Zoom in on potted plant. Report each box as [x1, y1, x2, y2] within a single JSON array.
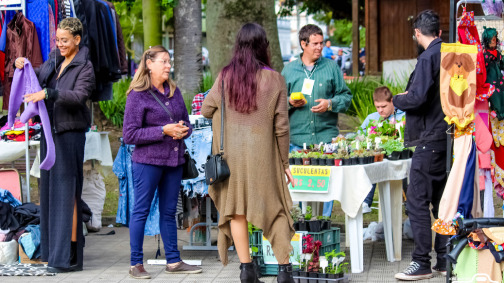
[[293, 151, 303, 165], [324, 154, 334, 166], [325, 250, 348, 279], [289, 151, 296, 165], [349, 151, 358, 165], [301, 152, 311, 166], [290, 206, 303, 231], [308, 151, 320, 165], [401, 147, 414, 159], [381, 139, 404, 160], [319, 154, 328, 166], [299, 258, 308, 283], [318, 216, 331, 230], [302, 235, 322, 283]]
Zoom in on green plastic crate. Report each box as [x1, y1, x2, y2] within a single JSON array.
[[307, 227, 340, 247], [320, 243, 341, 255]]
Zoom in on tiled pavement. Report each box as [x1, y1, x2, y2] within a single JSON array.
[[1, 226, 447, 282]]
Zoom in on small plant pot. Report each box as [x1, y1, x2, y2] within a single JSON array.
[[308, 220, 321, 232], [308, 272, 318, 283], [293, 222, 299, 231], [289, 158, 295, 165], [375, 153, 384, 162], [350, 157, 358, 165], [326, 158, 334, 166], [295, 158, 303, 165], [321, 220, 331, 230], [357, 157, 365, 164], [310, 158, 319, 165], [334, 159, 341, 166], [302, 158, 311, 165], [299, 271, 308, 283], [317, 272, 327, 283], [401, 149, 413, 159], [337, 272, 344, 278], [388, 151, 401, 160], [298, 222, 308, 231], [341, 158, 349, 165], [327, 273, 338, 279]]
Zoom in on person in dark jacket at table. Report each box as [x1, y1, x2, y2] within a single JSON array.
[[16, 17, 95, 273], [123, 45, 202, 279], [392, 10, 449, 281]]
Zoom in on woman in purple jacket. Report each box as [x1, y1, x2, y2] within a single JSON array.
[[16, 18, 95, 273], [123, 45, 201, 279]]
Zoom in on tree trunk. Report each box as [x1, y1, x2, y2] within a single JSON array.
[[142, 0, 162, 50], [174, 0, 203, 101], [207, 0, 283, 80]]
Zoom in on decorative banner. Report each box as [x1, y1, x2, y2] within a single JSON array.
[[263, 232, 303, 264], [288, 165, 331, 193]]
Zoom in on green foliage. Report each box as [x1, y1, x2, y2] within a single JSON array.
[[99, 78, 131, 128], [346, 75, 409, 124], [330, 19, 365, 48], [381, 139, 404, 156], [304, 206, 312, 220], [200, 71, 214, 93], [247, 222, 260, 236]]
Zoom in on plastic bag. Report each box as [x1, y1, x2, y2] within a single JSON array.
[[0, 240, 18, 264], [403, 217, 413, 240]]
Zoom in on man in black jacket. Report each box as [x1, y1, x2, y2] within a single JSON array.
[[393, 10, 449, 281]]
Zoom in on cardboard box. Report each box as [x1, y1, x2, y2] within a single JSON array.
[[18, 243, 46, 264]]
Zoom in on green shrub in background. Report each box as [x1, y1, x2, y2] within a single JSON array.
[[201, 70, 214, 93], [99, 78, 131, 128], [346, 73, 408, 125]]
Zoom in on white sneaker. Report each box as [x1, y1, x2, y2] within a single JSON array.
[[395, 261, 433, 281], [362, 202, 372, 214]]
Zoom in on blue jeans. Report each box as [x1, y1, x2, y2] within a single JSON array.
[[130, 162, 183, 265], [290, 144, 334, 217], [364, 184, 377, 207]]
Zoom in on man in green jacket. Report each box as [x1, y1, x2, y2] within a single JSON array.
[[282, 24, 352, 216]]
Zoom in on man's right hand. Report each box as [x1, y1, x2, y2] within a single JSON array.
[[289, 98, 306, 108]]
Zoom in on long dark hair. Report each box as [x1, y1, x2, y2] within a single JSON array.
[[221, 23, 271, 114]]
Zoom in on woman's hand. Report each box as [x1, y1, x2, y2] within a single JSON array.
[[24, 90, 45, 103], [15, 57, 26, 69], [285, 168, 295, 187], [163, 121, 189, 140]]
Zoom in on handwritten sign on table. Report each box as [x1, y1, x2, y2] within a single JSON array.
[[288, 165, 330, 193], [263, 233, 303, 264]]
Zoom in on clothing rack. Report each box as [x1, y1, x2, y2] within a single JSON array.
[[0, 0, 30, 202], [456, 0, 502, 21]]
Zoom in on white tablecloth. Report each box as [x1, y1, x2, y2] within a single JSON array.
[[289, 159, 411, 218], [289, 159, 411, 273], [0, 140, 40, 163], [84, 132, 113, 166]]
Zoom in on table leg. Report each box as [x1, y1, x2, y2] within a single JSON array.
[[378, 181, 394, 262], [345, 207, 363, 273], [390, 179, 403, 261]]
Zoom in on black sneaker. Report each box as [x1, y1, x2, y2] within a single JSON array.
[[432, 262, 447, 276], [395, 261, 433, 281]]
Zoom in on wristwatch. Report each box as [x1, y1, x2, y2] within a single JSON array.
[[327, 99, 332, 111], [44, 88, 48, 100], [161, 126, 166, 136]]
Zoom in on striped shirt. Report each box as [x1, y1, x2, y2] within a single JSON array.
[[281, 55, 352, 146]]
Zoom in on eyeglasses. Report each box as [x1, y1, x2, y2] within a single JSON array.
[[152, 59, 172, 66]]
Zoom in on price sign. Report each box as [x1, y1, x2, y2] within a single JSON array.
[[263, 233, 303, 264], [289, 165, 330, 193]]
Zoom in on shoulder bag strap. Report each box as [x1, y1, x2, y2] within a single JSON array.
[[149, 90, 174, 122], [220, 79, 225, 154]]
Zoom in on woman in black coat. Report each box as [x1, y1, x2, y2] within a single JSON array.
[[17, 17, 95, 272]]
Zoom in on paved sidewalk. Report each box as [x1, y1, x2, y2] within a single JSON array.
[[1, 226, 447, 282]]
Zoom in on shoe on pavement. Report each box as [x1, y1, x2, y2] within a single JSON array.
[[395, 261, 433, 281], [165, 261, 202, 274], [362, 202, 372, 214], [129, 263, 151, 279], [432, 262, 447, 276]]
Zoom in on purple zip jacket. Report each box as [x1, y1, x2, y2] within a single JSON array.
[[8, 58, 55, 170], [123, 84, 192, 167]]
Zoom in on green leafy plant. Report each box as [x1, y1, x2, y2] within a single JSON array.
[[247, 222, 260, 236], [290, 206, 303, 223], [381, 139, 404, 156], [99, 78, 131, 128], [304, 206, 312, 221]]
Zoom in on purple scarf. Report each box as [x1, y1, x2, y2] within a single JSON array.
[[8, 59, 55, 170]]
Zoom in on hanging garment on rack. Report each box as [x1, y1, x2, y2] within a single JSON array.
[[482, 0, 503, 17], [456, 138, 477, 219], [457, 8, 493, 101], [106, 1, 127, 73], [72, 0, 87, 46], [56, 0, 64, 23], [7, 59, 55, 170], [113, 141, 160, 236], [181, 127, 212, 197], [48, 5, 56, 52], [440, 42, 478, 130], [2, 12, 43, 111], [432, 132, 474, 235], [48, 0, 56, 23], [27, 0, 50, 61], [0, 11, 15, 52], [484, 47, 504, 120]]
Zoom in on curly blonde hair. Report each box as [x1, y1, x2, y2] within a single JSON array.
[[58, 17, 83, 37]]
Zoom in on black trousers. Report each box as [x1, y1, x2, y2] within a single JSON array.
[[407, 144, 449, 267], [40, 130, 85, 268]]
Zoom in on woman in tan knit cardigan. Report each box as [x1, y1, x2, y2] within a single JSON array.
[[201, 23, 296, 283]]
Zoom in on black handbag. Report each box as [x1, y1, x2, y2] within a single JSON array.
[[149, 90, 198, 180], [204, 80, 230, 185]]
